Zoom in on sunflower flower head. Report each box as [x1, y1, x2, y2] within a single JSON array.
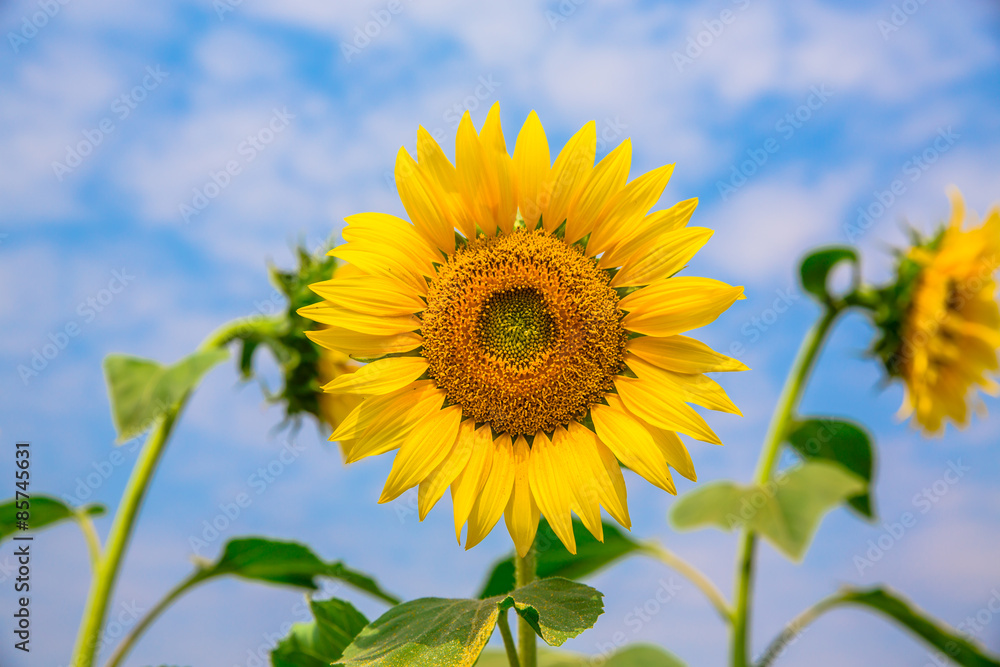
[[301, 103, 747, 556], [870, 187, 1000, 434]]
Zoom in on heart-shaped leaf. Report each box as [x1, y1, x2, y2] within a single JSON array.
[[786, 417, 876, 518], [199, 538, 399, 604], [799, 246, 858, 304], [670, 461, 865, 560], [0, 495, 105, 542], [335, 578, 604, 667], [271, 598, 369, 667], [104, 349, 229, 442]]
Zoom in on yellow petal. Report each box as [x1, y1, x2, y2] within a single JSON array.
[[565, 139, 631, 244], [552, 426, 602, 541], [380, 405, 463, 503], [504, 436, 540, 558], [451, 424, 495, 541], [330, 381, 437, 443], [466, 434, 516, 549], [304, 325, 420, 360], [455, 111, 498, 238], [627, 335, 748, 373], [342, 212, 441, 269], [527, 430, 577, 554], [418, 419, 477, 520], [480, 103, 517, 235], [566, 421, 631, 529], [330, 246, 427, 296], [343, 384, 446, 462], [946, 185, 966, 230], [598, 196, 696, 266], [611, 227, 714, 287], [588, 164, 675, 257], [296, 303, 419, 336], [620, 277, 745, 337], [592, 434, 631, 529], [513, 110, 551, 230], [615, 377, 721, 445], [647, 425, 697, 482], [323, 357, 428, 395], [542, 121, 596, 234], [591, 396, 675, 494], [305, 327, 421, 360], [395, 147, 457, 254], [417, 125, 475, 248], [309, 274, 425, 315], [628, 356, 742, 416]]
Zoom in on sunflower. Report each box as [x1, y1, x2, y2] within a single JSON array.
[[300, 103, 746, 556], [888, 188, 1000, 434]]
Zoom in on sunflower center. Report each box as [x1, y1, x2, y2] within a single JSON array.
[[477, 287, 556, 365], [420, 229, 627, 435]]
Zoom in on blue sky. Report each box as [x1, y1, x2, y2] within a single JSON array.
[[1, 0, 999, 665]]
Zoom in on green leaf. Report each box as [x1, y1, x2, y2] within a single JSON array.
[[476, 644, 686, 666], [336, 578, 604, 667], [833, 587, 1000, 667], [478, 518, 643, 598], [271, 598, 369, 667], [104, 349, 229, 442], [786, 417, 876, 518], [799, 246, 858, 303], [0, 495, 105, 542], [199, 538, 399, 604], [670, 461, 865, 560]]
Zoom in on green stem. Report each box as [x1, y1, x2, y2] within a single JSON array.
[[104, 570, 209, 667], [644, 543, 733, 622], [730, 304, 843, 667], [69, 321, 258, 667], [497, 610, 521, 667], [754, 594, 842, 667], [515, 544, 537, 667], [74, 511, 103, 574], [69, 403, 186, 667]]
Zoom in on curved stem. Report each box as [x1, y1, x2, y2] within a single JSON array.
[[754, 594, 841, 667], [104, 570, 208, 667], [730, 304, 844, 667], [70, 404, 186, 667], [74, 511, 103, 573], [515, 544, 538, 667], [497, 610, 521, 667], [69, 322, 256, 667], [644, 543, 733, 622]]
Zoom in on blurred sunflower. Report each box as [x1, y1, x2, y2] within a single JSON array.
[[874, 188, 1000, 434], [301, 103, 746, 556]]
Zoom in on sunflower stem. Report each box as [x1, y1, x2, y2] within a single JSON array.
[[69, 324, 248, 667], [644, 543, 733, 622], [69, 402, 186, 667], [74, 510, 103, 574], [730, 302, 844, 667], [497, 609, 522, 667], [515, 542, 538, 667], [104, 570, 209, 667]]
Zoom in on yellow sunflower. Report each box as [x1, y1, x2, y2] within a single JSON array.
[[300, 103, 746, 556], [896, 187, 1000, 434]]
